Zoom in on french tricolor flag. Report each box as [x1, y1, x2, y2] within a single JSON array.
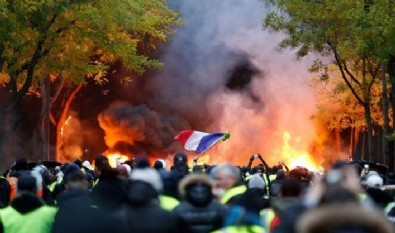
[[174, 130, 230, 154]]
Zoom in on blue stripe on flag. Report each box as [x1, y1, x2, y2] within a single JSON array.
[[196, 133, 225, 154]]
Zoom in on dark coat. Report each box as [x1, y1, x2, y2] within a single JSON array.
[[124, 181, 182, 233], [52, 189, 128, 233], [174, 174, 227, 233], [91, 177, 128, 211], [297, 204, 394, 233], [0, 177, 10, 208], [174, 201, 226, 233]]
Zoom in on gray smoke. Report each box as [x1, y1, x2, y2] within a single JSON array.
[[100, 0, 323, 166]]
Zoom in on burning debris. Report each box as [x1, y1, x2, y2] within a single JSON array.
[[98, 102, 190, 159]]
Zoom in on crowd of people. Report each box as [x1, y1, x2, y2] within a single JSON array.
[[0, 152, 394, 233]]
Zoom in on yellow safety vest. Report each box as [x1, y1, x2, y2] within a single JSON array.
[[269, 175, 277, 182], [159, 195, 180, 211], [260, 208, 275, 228], [93, 179, 100, 187], [1, 205, 57, 233], [221, 185, 247, 204], [49, 177, 63, 192], [385, 202, 395, 214], [211, 225, 266, 233]]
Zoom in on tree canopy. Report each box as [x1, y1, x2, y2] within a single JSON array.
[[0, 0, 180, 108]]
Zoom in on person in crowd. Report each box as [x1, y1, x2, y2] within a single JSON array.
[[214, 163, 247, 204], [297, 186, 393, 233], [0, 174, 57, 233], [93, 155, 109, 187], [52, 167, 127, 233], [270, 169, 286, 197], [362, 172, 393, 209], [263, 177, 302, 232], [212, 175, 266, 233], [0, 172, 10, 208], [173, 174, 227, 233], [154, 159, 167, 171], [5, 158, 30, 204], [235, 174, 270, 211], [91, 163, 128, 211], [51, 163, 81, 200], [124, 164, 182, 233], [159, 153, 189, 209], [116, 164, 131, 180]]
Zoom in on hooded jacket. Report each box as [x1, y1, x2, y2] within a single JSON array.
[[174, 174, 227, 233], [297, 204, 394, 233], [124, 180, 181, 233]]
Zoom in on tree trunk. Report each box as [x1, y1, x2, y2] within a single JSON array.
[[364, 103, 374, 161], [55, 84, 83, 162], [381, 65, 390, 165], [388, 56, 395, 170]]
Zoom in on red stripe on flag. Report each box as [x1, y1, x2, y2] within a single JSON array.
[[174, 130, 194, 146]]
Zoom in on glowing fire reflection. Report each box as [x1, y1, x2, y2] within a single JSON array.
[[280, 132, 320, 171], [105, 153, 129, 168]]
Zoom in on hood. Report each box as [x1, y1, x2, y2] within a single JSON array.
[[127, 181, 158, 206], [179, 174, 214, 206], [297, 204, 394, 233], [11, 192, 44, 214], [179, 174, 213, 197]]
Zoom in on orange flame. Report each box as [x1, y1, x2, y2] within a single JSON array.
[[279, 132, 321, 171], [105, 153, 129, 168]]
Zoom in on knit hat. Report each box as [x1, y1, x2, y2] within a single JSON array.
[[130, 168, 162, 192], [63, 164, 81, 178], [248, 174, 266, 189]]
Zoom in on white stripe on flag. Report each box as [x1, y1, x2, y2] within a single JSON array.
[[184, 131, 209, 151]]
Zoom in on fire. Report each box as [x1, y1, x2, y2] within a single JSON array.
[[188, 154, 211, 167], [105, 153, 129, 168], [280, 132, 321, 171]]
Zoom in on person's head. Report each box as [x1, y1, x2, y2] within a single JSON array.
[[276, 169, 286, 180], [364, 173, 383, 189], [281, 177, 302, 198], [214, 163, 241, 190], [319, 186, 359, 206], [179, 174, 214, 206], [153, 160, 164, 170], [173, 152, 187, 166], [130, 167, 162, 194], [18, 174, 39, 194], [64, 172, 88, 191], [94, 155, 109, 177], [74, 159, 83, 169], [14, 158, 28, 171], [116, 164, 131, 179], [248, 174, 266, 196], [192, 165, 204, 174], [256, 164, 264, 174]]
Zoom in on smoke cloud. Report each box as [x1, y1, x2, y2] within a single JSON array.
[[99, 0, 325, 167], [98, 102, 189, 157]]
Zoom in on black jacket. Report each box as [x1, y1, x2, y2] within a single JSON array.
[[52, 189, 128, 233], [174, 200, 226, 233], [124, 181, 182, 233]]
